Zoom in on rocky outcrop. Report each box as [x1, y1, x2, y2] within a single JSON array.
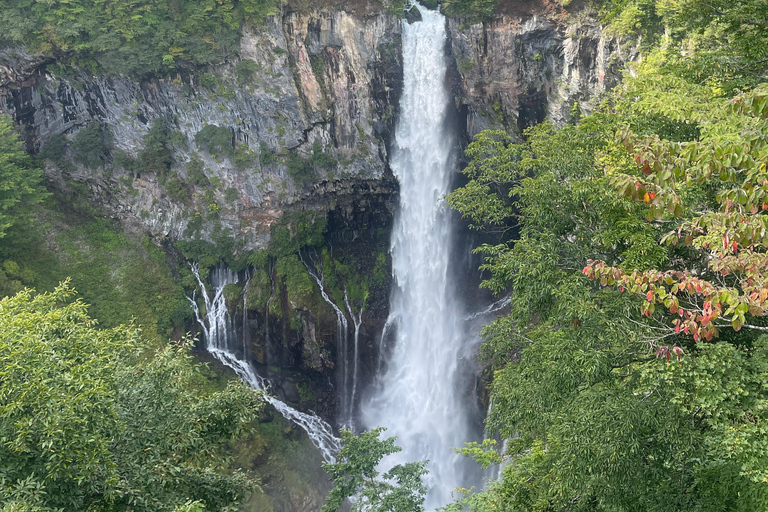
[[448, 10, 635, 138], [0, 7, 402, 251]]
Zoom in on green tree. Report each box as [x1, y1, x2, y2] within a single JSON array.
[[321, 428, 427, 512], [0, 282, 262, 511], [447, 79, 768, 509], [0, 115, 46, 245]]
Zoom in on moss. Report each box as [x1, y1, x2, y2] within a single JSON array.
[[267, 212, 327, 259]]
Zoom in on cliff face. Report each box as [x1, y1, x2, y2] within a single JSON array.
[[0, 8, 402, 251], [0, 0, 633, 442], [0, 3, 630, 252], [448, 10, 633, 138]]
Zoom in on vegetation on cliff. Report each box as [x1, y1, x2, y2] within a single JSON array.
[[0, 0, 279, 77], [442, 0, 768, 510], [0, 283, 261, 511]]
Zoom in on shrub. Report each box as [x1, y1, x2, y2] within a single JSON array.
[[73, 122, 112, 166], [285, 151, 316, 184], [138, 118, 173, 175], [195, 125, 234, 157], [235, 59, 261, 85], [186, 157, 210, 186]]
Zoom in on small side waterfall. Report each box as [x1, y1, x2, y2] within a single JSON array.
[[187, 264, 341, 462], [343, 289, 364, 429]]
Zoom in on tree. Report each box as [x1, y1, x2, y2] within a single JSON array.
[[321, 428, 427, 512], [446, 78, 768, 509], [0, 282, 262, 511], [0, 115, 45, 246]]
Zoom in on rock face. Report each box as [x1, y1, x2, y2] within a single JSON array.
[[448, 9, 635, 138], [0, 7, 402, 251], [0, 0, 633, 469], [0, 2, 631, 252]]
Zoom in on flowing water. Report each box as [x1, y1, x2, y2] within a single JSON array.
[[361, 5, 475, 508], [187, 264, 341, 462]]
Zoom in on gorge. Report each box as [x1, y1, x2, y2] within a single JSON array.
[[0, 1, 629, 509]]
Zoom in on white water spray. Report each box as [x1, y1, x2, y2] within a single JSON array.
[[187, 264, 341, 462], [361, 5, 474, 508]]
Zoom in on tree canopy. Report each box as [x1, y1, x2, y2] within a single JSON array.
[[321, 428, 427, 512], [0, 0, 278, 77], [0, 282, 262, 511], [444, 0, 768, 506]]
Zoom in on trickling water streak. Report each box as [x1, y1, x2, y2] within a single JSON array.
[[300, 255, 353, 428], [361, 5, 473, 508], [187, 263, 341, 462], [343, 289, 364, 430], [464, 295, 511, 321], [377, 315, 397, 372]]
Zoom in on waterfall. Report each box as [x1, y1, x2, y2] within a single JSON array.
[[343, 289, 364, 431], [187, 263, 341, 462], [361, 4, 474, 508], [301, 256, 355, 428]]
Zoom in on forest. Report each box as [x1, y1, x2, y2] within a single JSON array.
[[1, 0, 767, 510]]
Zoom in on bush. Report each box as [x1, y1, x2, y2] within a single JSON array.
[[233, 146, 257, 170], [73, 122, 112, 166], [236, 59, 261, 85], [285, 151, 316, 184], [138, 118, 173, 175], [39, 134, 68, 163], [186, 157, 210, 186], [311, 142, 336, 169], [224, 187, 239, 202], [163, 176, 190, 205], [195, 125, 234, 157], [259, 142, 276, 165]]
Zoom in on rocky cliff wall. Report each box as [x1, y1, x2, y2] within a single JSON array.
[[448, 7, 635, 138], [0, 2, 632, 252], [0, 0, 634, 454], [0, 7, 402, 251]]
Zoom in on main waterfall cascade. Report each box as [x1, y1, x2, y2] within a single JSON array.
[[361, 4, 481, 508], [187, 264, 342, 463], [186, 3, 496, 505]]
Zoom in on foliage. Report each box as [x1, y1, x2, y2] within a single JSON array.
[[597, 0, 767, 92], [447, 71, 768, 508], [195, 125, 234, 158], [139, 118, 174, 175], [0, 283, 262, 511], [73, 122, 112, 167], [321, 428, 427, 512], [268, 212, 327, 259], [285, 152, 317, 184], [186, 157, 211, 186], [585, 85, 768, 340], [0, 0, 279, 77], [53, 220, 192, 340], [440, 0, 500, 20], [235, 59, 262, 85], [259, 142, 277, 166], [0, 115, 46, 246]]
